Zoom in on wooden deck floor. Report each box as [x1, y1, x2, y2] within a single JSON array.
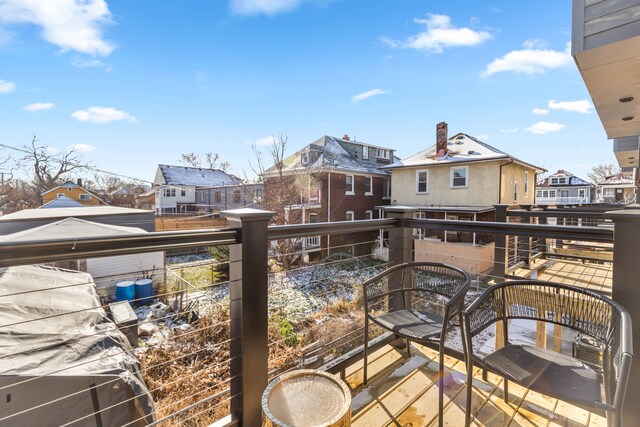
[[511, 259, 612, 296], [347, 343, 607, 427]]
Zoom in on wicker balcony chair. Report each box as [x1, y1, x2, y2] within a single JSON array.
[[362, 262, 471, 427], [463, 281, 632, 427]]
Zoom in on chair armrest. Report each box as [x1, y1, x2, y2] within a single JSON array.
[[444, 273, 471, 319], [463, 285, 504, 339]]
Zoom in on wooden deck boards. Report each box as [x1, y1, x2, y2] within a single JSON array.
[[349, 344, 607, 427], [512, 259, 612, 296]]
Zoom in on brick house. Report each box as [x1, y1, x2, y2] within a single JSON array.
[[262, 134, 395, 262]]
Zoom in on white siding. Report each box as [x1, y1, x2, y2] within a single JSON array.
[[87, 252, 165, 295]]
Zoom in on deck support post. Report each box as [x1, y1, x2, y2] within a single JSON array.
[[493, 204, 509, 282], [222, 208, 275, 427], [519, 204, 533, 268], [608, 206, 640, 426], [384, 207, 416, 312]]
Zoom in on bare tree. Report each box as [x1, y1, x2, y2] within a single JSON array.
[[587, 162, 620, 184], [20, 135, 91, 201], [179, 151, 230, 172]]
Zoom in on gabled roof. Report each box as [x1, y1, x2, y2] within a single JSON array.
[[383, 133, 544, 172], [0, 206, 151, 221], [599, 173, 634, 185], [537, 170, 593, 187], [0, 217, 147, 242], [155, 164, 242, 187], [264, 135, 397, 176], [39, 194, 84, 209]]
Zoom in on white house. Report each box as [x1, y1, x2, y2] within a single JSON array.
[[535, 170, 594, 205]]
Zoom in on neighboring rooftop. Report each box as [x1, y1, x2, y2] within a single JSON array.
[[155, 164, 242, 187], [265, 135, 398, 176], [0, 206, 152, 221], [599, 173, 634, 186], [538, 170, 592, 187], [0, 217, 147, 242], [39, 194, 84, 209]]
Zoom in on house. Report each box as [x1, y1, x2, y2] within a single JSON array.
[[108, 183, 151, 208], [39, 194, 84, 209], [597, 173, 635, 203], [0, 217, 164, 297], [41, 179, 105, 207], [153, 164, 262, 215], [262, 134, 395, 261], [535, 170, 594, 205], [383, 121, 544, 275]]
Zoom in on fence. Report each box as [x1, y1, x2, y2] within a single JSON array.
[[1, 203, 636, 426]]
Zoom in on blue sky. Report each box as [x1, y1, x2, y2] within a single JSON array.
[[0, 0, 615, 183]]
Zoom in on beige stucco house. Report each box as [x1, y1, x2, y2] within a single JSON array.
[[383, 122, 544, 276]]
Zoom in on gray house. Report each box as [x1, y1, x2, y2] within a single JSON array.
[[536, 170, 594, 205]]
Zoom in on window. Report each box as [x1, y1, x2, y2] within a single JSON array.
[[345, 211, 354, 221], [215, 192, 222, 203], [414, 212, 427, 239], [180, 189, 186, 197], [57, 193, 65, 198], [301, 152, 309, 165], [364, 210, 373, 220], [79, 193, 91, 201], [233, 190, 241, 203], [550, 177, 567, 185], [560, 189, 569, 198], [514, 182, 518, 201], [309, 213, 318, 223], [364, 177, 372, 195], [254, 188, 263, 201], [604, 188, 615, 197], [450, 166, 468, 188], [362, 146, 369, 159], [549, 190, 556, 198], [536, 190, 543, 198], [199, 193, 207, 203], [524, 171, 529, 194], [578, 189, 586, 199], [416, 170, 428, 193], [377, 148, 390, 159], [345, 175, 354, 194], [163, 188, 176, 197], [382, 178, 391, 198]]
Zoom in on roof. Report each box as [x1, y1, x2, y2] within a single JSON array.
[[599, 173, 634, 185], [156, 164, 242, 186], [0, 206, 152, 221], [0, 217, 147, 242], [537, 170, 593, 187], [383, 133, 544, 172], [39, 194, 84, 209], [264, 135, 397, 176], [378, 204, 495, 214]]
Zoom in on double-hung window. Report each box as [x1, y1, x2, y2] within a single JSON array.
[[450, 166, 468, 188], [416, 170, 428, 194], [364, 177, 373, 195], [524, 171, 529, 194], [382, 178, 391, 198], [345, 211, 354, 221], [345, 175, 354, 195]]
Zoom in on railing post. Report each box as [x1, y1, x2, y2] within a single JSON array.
[[519, 204, 533, 267], [493, 204, 509, 282], [384, 206, 416, 311], [608, 205, 640, 426], [538, 206, 549, 254], [222, 208, 275, 426]]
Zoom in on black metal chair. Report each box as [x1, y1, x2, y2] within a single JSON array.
[[463, 280, 633, 427], [362, 262, 471, 427]]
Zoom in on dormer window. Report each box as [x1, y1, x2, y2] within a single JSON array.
[[377, 149, 390, 159], [362, 146, 369, 159], [550, 176, 567, 185], [301, 152, 309, 165]]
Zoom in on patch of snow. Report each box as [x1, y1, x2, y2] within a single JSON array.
[[350, 388, 374, 413]]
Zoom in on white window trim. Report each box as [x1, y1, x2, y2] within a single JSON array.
[[362, 146, 368, 159], [382, 178, 391, 199], [301, 152, 309, 165], [524, 171, 529, 194], [578, 188, 586, 198], [416, 170, 428, 194], [345, 174, 355, 195], [450, 165, 469, 189], [364, 176, 373, 196], [346, 211, 355, 221], [364, 210, 373, 220], [79, 193, 91, 201], [514, 181, 519, 201]]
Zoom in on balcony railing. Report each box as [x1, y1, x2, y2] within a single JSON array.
[[1, 203, 637, 426], [535, 196, 589, 205]]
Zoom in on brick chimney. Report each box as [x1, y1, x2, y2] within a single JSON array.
[[436, 122, 448, 158], [343, 134, 350, 141], [77, 178, 83, 187]]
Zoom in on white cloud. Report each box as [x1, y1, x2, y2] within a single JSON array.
[[381, 14, 491, 53], [533, 108, 549, 115], [67, 143, 96, 152], [501, 128, 519, 134], [351, 88, 388, 103], [483, 41, 572, 76], [254, 135, 276, 146], [71, 57, 111, 70], [547, 99, 593, 114], [525, 121, 565, 134], [23, 102, 54, 111], [230, 0, 304, 16], [0, 0, 115, 56], [71, 106, 137, 124], [0, 79, 16, 93]]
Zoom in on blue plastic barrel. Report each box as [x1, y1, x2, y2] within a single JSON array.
[[135, 279, 154, 305], [115, 281, 135, 303]]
